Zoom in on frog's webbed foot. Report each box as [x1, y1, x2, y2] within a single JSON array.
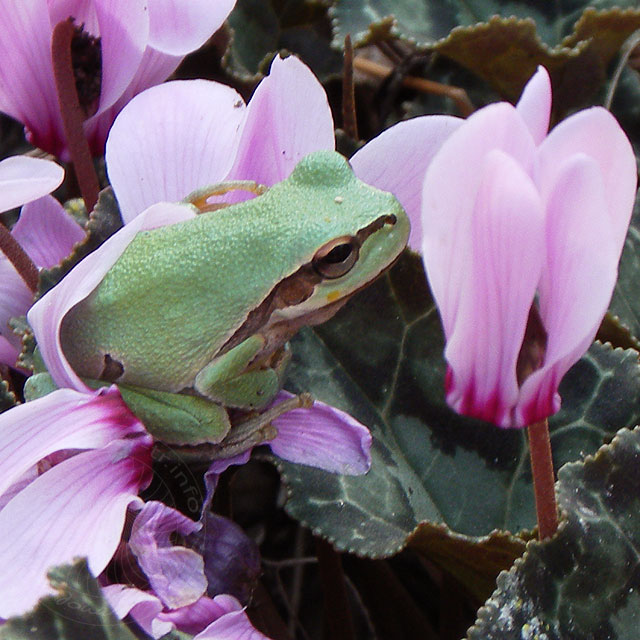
[[185, 181, 268, 212]]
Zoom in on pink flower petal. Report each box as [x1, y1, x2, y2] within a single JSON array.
[[129, 501, 206, 609], [106, 80, 245, 222], [92, 0, 148, 114], [227, 55, 335, 187], [0, 257, 32, 349], [193, 595, 270, 640], [536, 106, 637, 251], [517, 155, 617, 426], [0, 437, 152, 618], [440, 150, 545, 427], [350, 115, 462, 250], [85, 47, 183, 155], [0, 386, 143, 500], [0, 0, 64, 156], [28, 202, 196, 389], [147, 0, 236, 55], [269, 391, 372, 474], [0, 156, 64, 213], [0, 335, 18, 368], [515, 66, 551, 145], [12, 195, 85, 268], [421, 102, 537, 340], [103, 585, 171, 639]]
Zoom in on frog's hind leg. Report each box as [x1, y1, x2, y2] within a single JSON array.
[[185, 181, 268, 212]]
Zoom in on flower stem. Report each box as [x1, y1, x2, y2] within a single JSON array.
[[342, 35, 358, 140], [51, 19, 100, 213], [0, 222, 39, 293], [527, 419, 558, 539]]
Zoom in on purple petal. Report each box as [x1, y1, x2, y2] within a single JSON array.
[[227, 55, 335, 186], [0, 437, 152, 618], [193, 595, 271, 640], [421, 102, 537, 340], [350, 115, 462, 250], [0, 257, 32, 349], [0, 0, 65, 156], [92, 0, 148, 114], [129, 501, 206, 609], [268, 391, 372, 474], [157, 595, 232, 636], [188, 512, 261, 603], [0, 386, 144, 500], [106, 80, 245, 222], [440, 150, 545, 427], [0, 156, 64, 213], [517, 156, 617, 426], [147, 0, 236, 55], [12, 195, 85, 268], [536, 106, 637, 251], [28, 202, 196, 389], [103, 585, 171, 639], [0, 335, 19, 368], [515, 66, 551, 145]]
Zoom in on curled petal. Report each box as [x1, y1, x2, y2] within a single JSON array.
[[103, 585, 171, 639], [350, 115, 462, 250], [441, 150, 545, 427], [0, 386, 144, 500], [28, 202, 196, 390], [517, 156, 617, 426], [537, 106, 637, 251], [13, 195, 85, 268], [227, 55, 335, 187], [0, 156, 64, 214], [421, 102, 537, 339], [192, 594, 270, 640], [0, 437, 152, 618], [129, 501, 206, 609], [106, 80, 245, 222], [147, 0, 236, 55], [269, 391, 372, 474], [515, 66, 551, 145]]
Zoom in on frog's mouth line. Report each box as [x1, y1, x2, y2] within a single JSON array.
[[216, 213, 403, 361]]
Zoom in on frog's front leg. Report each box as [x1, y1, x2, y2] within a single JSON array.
[[194, 335, 291, 410]]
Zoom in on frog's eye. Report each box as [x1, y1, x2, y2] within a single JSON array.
[[313, 236, 360, 279]]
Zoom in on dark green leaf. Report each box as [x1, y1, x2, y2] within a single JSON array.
[[280, 252, 640, 558], [467, 426, 640, 639], [225, 0, 341, 81], [0, 559, 137, 640]]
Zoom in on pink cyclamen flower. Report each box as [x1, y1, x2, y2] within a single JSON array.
[[421, 66, 637, 428], [0, 385, 153, 618], [105, 53, 462, 233], [0, 154, 84, 367], [0, 0, 236, 159], [104, 501, 271, 639]]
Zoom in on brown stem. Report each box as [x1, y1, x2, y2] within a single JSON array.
[[0, 222, 39, 293], [527, 419, 558, 540], [51, 19, 100, 213], [342, 35, 359, 140], [353, 56, 475, 117]]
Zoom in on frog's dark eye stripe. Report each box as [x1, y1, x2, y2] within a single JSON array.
[[312, 235, 360, 279]]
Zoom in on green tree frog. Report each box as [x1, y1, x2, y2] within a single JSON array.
[[58, 151, 409, 451]]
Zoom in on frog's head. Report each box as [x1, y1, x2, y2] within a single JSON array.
[[265, 150, 410, 327]]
